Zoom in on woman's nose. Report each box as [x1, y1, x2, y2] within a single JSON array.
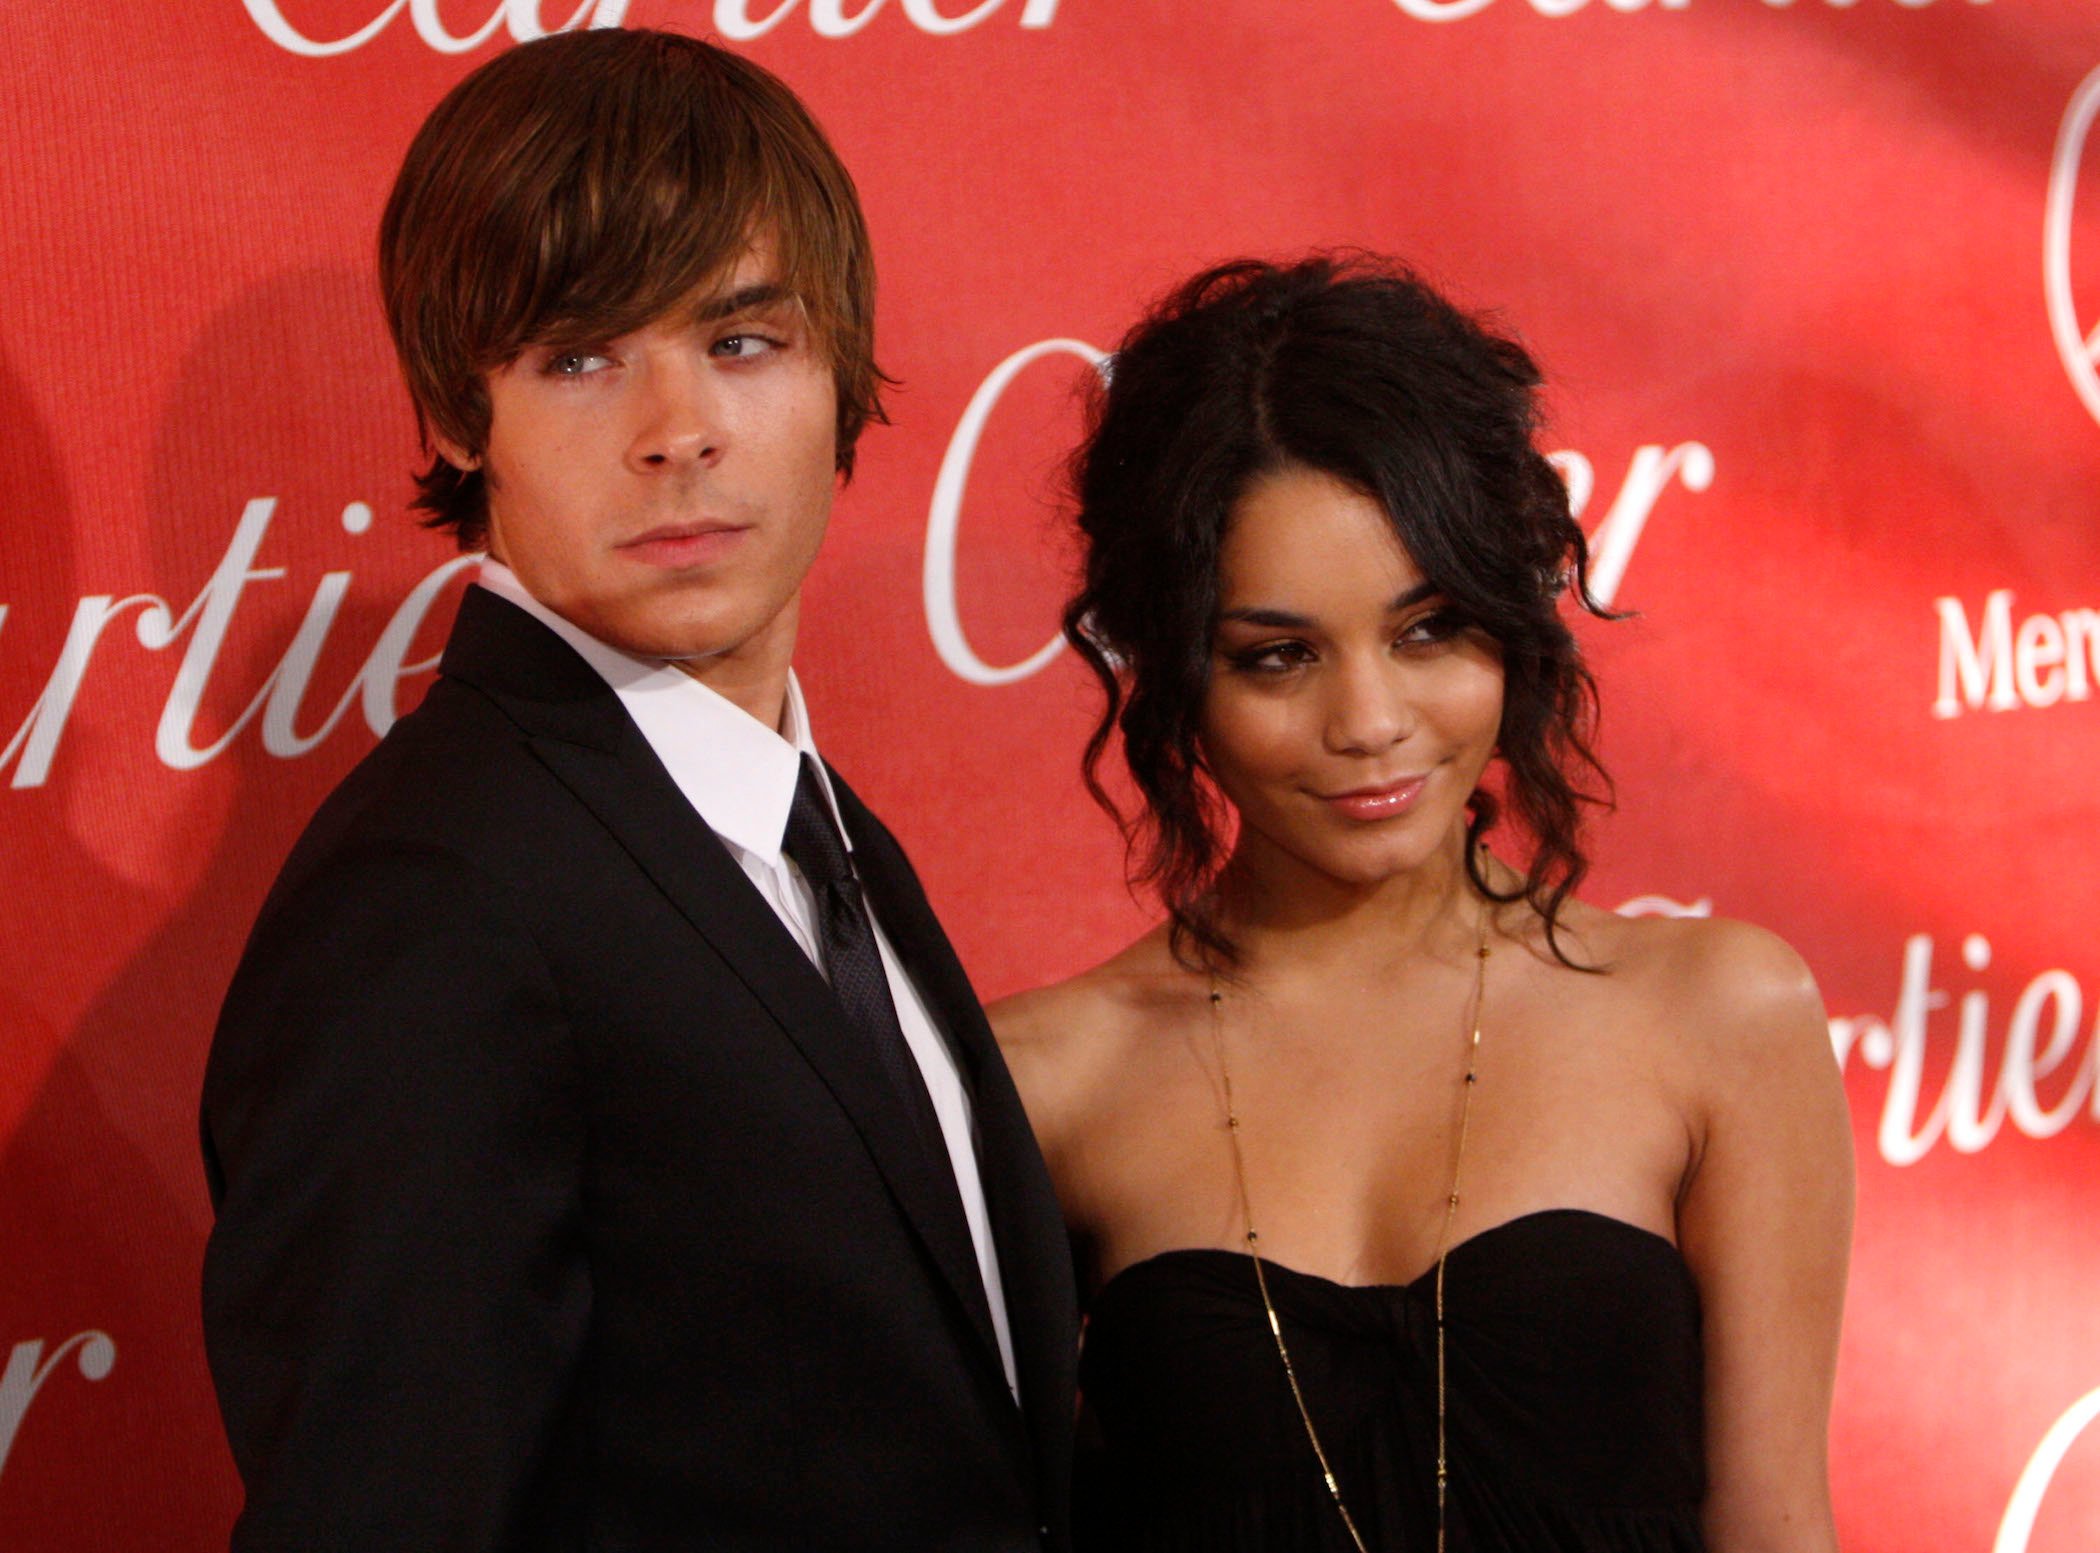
[[1323, 652, 1414, 755]]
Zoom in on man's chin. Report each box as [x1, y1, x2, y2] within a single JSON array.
[[560, 593, 737, 661], [609, 627, 739, 664], [607, 611, 782, 670], [569, 582, 798, 675]]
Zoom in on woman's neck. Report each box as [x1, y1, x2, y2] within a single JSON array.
[[1211, 825, 1485, 985]]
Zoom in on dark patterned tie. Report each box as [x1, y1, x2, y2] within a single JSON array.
[[781, 754, 951, 1163]]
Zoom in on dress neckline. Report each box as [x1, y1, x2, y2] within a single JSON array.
[[1090, 1207, 1686, 1308]]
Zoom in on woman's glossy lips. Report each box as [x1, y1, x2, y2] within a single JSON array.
[[1316, 774, 1430, 821], [617, 522, 750, 568]]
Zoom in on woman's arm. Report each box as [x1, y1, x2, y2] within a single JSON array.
[[990, 981, 1108, 1222], [1674, 920, 1855, 1553], [990, 986, 1075, 1160]]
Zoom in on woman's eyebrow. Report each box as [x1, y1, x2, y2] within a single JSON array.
[[1216, 582, 1438, 629], [1217, 605, 1312, 629]]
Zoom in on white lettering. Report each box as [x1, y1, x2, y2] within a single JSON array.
[[1851, 935, 1956, 1166], [1582, 442, 1714, 607], [360, 553, 483, 732], [0, 1334, 116, 1486], [398, 0, 507, 53], [2, 594, 175, 789], [813, 0, 886, 37], [713, 0, 1052, 39], [2003, 971, 2094, 1137], [1935, 590, 2018, 717], [1391, 0, 1970, 18], [0, 499, 471, 789], [1945, 950, 2008, 1154], [931, 347, 1709, 689], [712, 0, 799, 38], [1995, 1386, 2100, 1553], [924, 338, 1108, 686], [243, 0, 626, 57], [245, 0, 407, 55], [2015, 611, 2068, 707], [263, 508, 479, 756], [1615, 894, 1713, 918], [259, 572, 358, 758], [1935, 592, 2100, 717], [2063, 609, 2100, 701], [1836, 933, 2100, 1165], [1546, 450, 1594, 519], [899, 0, 1008, 33], [2046, 64, 2100, 429], [150, 499, 290, 770], [1392, 0, 1496, 19]]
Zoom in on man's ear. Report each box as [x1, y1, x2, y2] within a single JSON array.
[[431, 431, 481, 472]]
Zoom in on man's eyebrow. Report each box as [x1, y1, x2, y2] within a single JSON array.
[[1216, 582, 1440, 629], [688, 283, 796, 323]]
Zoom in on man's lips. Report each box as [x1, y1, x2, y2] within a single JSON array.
[[1316, 774, 1430, 821], [616, 522, 750, 568]]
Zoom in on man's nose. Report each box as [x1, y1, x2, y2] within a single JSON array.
[[627, 350, 722, 470]]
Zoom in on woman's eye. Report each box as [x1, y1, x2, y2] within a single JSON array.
[[1398, 610, 1466, 648], [1228, 641, 1314, 674]]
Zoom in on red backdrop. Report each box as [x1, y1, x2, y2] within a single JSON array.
[[4, 2, 2098, 1548]]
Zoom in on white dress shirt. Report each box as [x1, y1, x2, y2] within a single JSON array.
[[476, 562, 1018, 1397]]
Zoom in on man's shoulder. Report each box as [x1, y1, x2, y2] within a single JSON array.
[[271, 669, 594, 904], [313, 675, 529, 823]]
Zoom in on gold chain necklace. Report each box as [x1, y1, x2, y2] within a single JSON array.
[[1207, 906, 1489, 1553]]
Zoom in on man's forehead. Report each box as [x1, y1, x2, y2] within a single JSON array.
[[523, 264, 803, 352], [689, 234, 795, 314], [666, 226, 805, 314]]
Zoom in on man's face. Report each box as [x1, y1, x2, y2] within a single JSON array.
[[459, 243, 839, 685]]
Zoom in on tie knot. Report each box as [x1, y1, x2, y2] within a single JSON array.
[[781, 753, 853, 893]]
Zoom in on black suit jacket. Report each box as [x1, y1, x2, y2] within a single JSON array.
[[201, 587, 1077, 1552]]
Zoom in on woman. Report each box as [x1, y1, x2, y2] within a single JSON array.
[[992, 256, 1852, 1552]]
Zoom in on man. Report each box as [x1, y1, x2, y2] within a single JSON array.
[[200, 30, 1076, 1551]]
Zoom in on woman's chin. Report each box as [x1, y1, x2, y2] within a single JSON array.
[[1282, 837, 1453, 893]]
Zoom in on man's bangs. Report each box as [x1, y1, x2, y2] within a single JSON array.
[[487, 131, 849, 365]]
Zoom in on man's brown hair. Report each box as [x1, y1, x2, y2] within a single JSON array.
[[378, 28, 887, 549]]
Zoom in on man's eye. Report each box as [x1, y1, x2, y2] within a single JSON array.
[[711, 333, 777, 359], [544, 351, 612, 377]]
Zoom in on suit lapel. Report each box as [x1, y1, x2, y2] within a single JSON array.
[[439, 589, 1015, 1396]]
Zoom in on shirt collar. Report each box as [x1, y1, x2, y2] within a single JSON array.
[[475, 559, 848, 864]]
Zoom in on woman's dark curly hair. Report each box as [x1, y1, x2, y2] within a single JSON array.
[[1063, 254, 1613, 970]]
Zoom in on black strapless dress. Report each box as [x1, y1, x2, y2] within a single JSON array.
[[1075, 1209, 1705, 1552]]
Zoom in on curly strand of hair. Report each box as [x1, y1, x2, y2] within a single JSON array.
[[1066, 253, 1622, 976]]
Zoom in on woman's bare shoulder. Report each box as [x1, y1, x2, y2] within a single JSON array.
[[1579, 907, 1829, 1067], [989, 927, 1187, 1138], [990, 930, 1172, 1049]]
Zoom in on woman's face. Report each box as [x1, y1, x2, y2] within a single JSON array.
[[1200, 463, 1505, 892]]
